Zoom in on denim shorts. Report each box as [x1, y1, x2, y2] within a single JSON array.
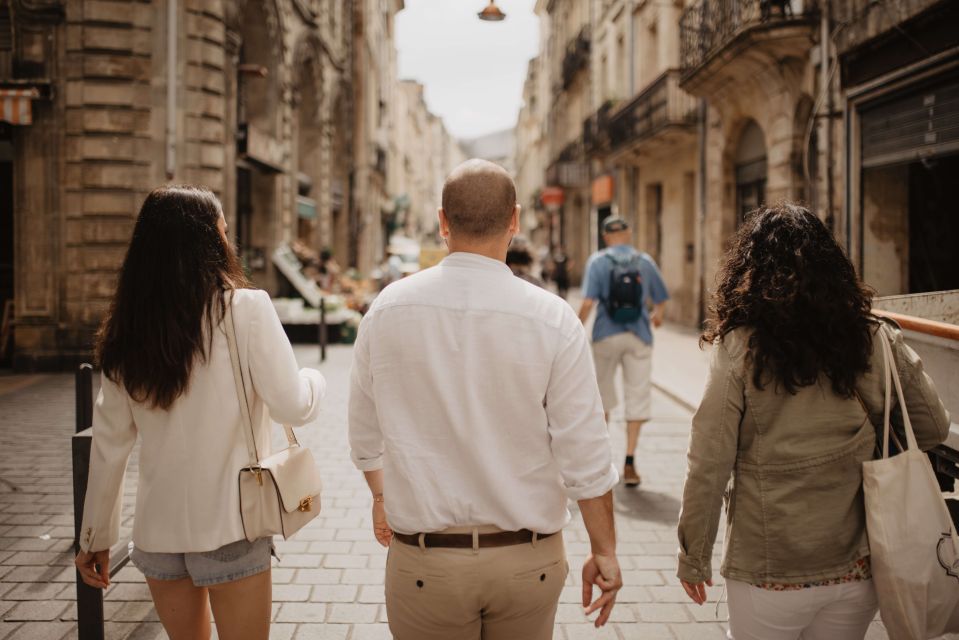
[[131, 538, 274, 587]]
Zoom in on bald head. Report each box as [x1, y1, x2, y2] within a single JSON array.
[[441, 159, 517, 238]]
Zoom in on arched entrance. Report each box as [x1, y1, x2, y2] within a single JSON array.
[[235, 1, 283, 284], [734, 119, 767, 226], [292, 42, 324, 251]]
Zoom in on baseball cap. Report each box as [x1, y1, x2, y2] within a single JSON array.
[[602, 217, 629, 233]]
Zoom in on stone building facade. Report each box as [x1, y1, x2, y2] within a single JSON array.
[[519, 0, 959, 327], [391, 80, 465, 241], [0, 0, 404, 370]]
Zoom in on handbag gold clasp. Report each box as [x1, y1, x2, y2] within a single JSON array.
[[298, 496, 313, 512], [252, 467, 263, 486]]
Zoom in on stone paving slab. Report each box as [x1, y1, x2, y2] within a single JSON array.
[[0, 336, 910, 639]]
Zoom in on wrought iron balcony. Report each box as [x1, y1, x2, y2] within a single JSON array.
[[680, 0, 815, 83], [583, 102, 614, 155], [561, 26, 591, 90], [607, 70, 698, 153]]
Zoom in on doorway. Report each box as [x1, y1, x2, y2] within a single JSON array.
[[0, 125, 13, 366], [645, 183, 663, 263], [735, 120, 767, 226]]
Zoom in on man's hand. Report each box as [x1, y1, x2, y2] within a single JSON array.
[[372, 499, 393, 547], [75, 549, 110, 589], [581, 552, 622, 627], [680, 579, 713, 605], [650, 302, 666, 328]]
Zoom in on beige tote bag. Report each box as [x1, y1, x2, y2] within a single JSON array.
[[862, 326, 959, 639]]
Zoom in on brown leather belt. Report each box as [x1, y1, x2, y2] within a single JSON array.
[[394, 529, 557, 549]]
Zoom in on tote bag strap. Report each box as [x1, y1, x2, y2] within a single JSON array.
[[880, 323, 959, 557], [224, 292, 301, 468], [878, 324, 919, 458]]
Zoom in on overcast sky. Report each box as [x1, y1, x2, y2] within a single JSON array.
[[395, 0, 540, 141]]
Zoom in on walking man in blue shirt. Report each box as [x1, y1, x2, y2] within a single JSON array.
[[578, 217, 669, 487]]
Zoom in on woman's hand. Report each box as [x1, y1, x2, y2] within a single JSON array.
[[372, 498, 393, 547], [75, 549, 111, 589], [681, 578, 713, 605]]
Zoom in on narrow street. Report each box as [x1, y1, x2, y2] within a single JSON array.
[[0, 321, 897, 640]]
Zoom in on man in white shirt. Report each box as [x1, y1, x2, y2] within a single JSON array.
[[349, 159, 622, 640]]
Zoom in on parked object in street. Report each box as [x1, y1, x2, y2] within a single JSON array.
[[348, 159, 622, 639], [75, 186, 326, 640], [577, 216, 670, 487], [677, 203, 951, 639]]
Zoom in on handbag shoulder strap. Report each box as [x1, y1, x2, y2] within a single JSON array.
[[878, 323, 920, 458], [224, 291, 301, 468], [224, 292, 261, 467]]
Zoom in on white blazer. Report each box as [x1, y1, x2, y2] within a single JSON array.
[[79, 289, 325, 553]]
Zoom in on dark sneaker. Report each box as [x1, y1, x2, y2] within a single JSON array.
[[623, 464, 641, 487]]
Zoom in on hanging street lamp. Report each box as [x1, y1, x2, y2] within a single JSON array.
[[477, 1, 506, 22]]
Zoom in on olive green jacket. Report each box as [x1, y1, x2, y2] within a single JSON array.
[[676, 320, 951, 585]]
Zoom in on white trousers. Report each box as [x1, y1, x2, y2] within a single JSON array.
[[726, 578, 879, 640]]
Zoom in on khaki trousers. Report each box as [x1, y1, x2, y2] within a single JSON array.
[[385, 526, 568, 640]]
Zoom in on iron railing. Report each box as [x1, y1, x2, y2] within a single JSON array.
[[608, 70, 698, 151], [561, 26, 591, 90], [583, 102, 614, 155], [680, 0, 812, 75]]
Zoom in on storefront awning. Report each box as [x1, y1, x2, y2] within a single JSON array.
[[0, 88, 40, 125]]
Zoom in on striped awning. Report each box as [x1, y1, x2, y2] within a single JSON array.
[[0, 88, 40, 125]]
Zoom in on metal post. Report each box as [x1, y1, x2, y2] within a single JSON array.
[[318, 297, 327, 363], [75, 363, 93, 433], [73, 364, 104, 640]]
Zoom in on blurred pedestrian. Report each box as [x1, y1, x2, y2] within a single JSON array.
[[349, 159, 622, 640], [577, 217, 669, 487], [549, 244, 571, 299], [506, 236, 544, 287], [677, 203, 950, 639], [75, 186, 326, 640]]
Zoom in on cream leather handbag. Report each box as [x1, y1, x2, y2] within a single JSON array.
[[225, 296, 323, 541]]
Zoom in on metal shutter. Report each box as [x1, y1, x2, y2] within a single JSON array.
[[860, 72, 959, 168]]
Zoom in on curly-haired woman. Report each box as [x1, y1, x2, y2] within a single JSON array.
[[74, 186, 325, 640], [676, 203, 950, 639]]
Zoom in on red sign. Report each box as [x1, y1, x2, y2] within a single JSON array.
[[540, 186, 565, 208]]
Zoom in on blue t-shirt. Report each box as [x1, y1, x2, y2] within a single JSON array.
[[582, 244, 670, 345]]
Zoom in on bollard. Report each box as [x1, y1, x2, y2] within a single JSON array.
[[73, 363, 105, 640], [75, 363, 93, 434], [319, 297, 327, 363]]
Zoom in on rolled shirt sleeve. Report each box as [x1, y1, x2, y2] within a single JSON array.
[[79, 374, 138, 552], [348, 313, 384, 471], [545, 318, 619, 501], [641, 256, 670, 305], [247, 290, 325, 426], [581, 254, 602, 301]]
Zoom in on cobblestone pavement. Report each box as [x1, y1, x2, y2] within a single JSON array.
[[0, 334, 900, 639]]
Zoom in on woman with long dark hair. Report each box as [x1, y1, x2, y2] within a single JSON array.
[[676, 203, 949, 638], [74, 186, 325, 640]]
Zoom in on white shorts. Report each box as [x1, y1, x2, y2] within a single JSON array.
[[591, 331, 652, 422]]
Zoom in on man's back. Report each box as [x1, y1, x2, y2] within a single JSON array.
[[349, 251, 614, 535]]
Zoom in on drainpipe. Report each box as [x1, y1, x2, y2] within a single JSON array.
[[824, 1, 836, 233], [697, 98, 707, 327], [628, 0, 635, 97], [166, 0, 177, 179]]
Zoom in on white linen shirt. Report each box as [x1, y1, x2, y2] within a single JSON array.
[[349, 252, 618, 535], [80, 289, 325, 553]]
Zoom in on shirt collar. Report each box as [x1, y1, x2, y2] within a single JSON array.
[[440, 251, 513, 275]]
